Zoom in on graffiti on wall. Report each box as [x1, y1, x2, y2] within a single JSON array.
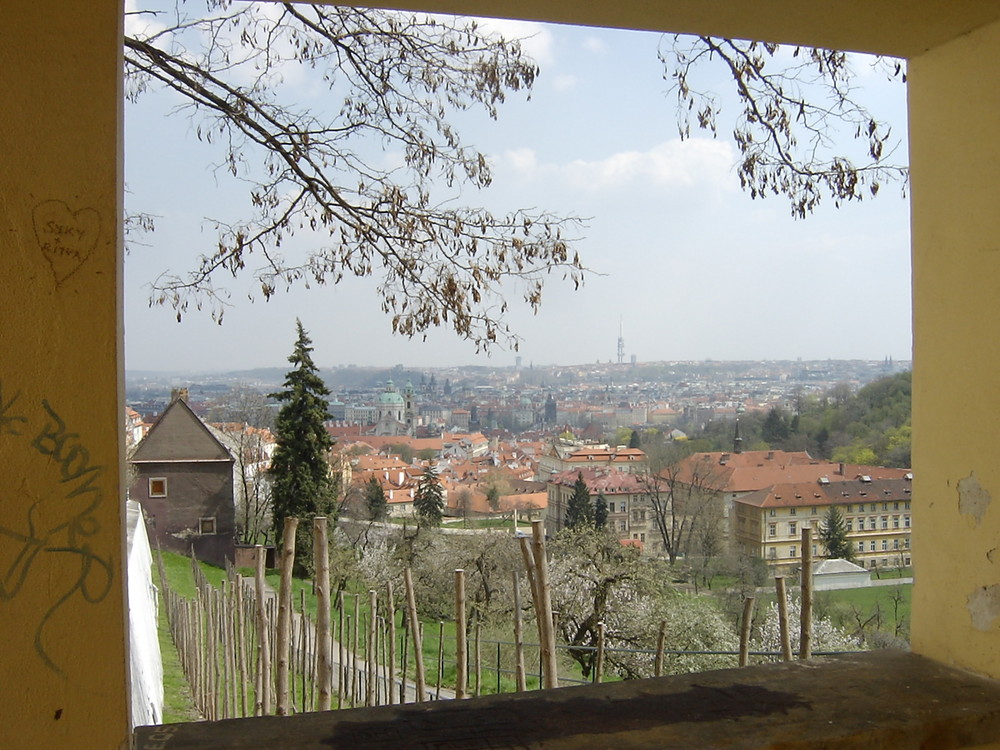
[[0, 378, 113, 675]]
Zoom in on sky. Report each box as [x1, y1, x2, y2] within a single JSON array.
[[124, 2, 912, 373]]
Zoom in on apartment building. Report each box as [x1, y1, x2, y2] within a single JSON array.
[[545, 467, 660, 549], [734, 475, 913, 571]]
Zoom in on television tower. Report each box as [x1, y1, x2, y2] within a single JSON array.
[[617, 318, 625, 365]]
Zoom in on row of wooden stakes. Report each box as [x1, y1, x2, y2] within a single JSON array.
[[159, 520, 818, 719]]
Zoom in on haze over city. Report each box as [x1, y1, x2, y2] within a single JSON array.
[[125, 3, 911, 373]]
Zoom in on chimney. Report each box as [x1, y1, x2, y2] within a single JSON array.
[[170, 387, 189, 403], [838, 462, 845, 476]]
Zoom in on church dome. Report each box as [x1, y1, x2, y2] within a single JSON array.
[[378, 380, 405, 406]]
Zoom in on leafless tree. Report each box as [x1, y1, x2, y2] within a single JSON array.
[[209, 385, 276, 544], [124, 2, 584, 350], [454, 488, 473, 524], [642, 444, 727, 565], [662, 36, 907, 218]]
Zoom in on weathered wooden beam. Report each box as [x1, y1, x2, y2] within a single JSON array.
[[136, 651, 1000, 749]]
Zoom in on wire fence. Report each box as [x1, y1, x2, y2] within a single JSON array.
[[158, 520, 842, 719]]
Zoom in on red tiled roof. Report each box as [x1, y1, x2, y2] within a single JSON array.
[[735, 476, 913, 509], [548, 468, 647, 494], [671, 450, 909, 493]]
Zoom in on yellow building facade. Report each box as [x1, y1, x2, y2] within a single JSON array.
[[4, 1, 1000, 748], [734, 478, 913, 571]]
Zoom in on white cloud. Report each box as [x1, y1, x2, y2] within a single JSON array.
[[501, 147, 539, 178], [124, 0, 169, 40], [583, 36, 608, 55], [473, 18, 555, 66], [549, 139, 735, 192]]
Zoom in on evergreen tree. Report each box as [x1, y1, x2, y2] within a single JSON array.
[[269, 320, 335, 573], [594, 492, 609, 530], [628, 430, 641, 450], [414, 465, 444, 526], [565, 472, 594, 529], [762, 407, 790, 445], [819, 505, 854, 561], [485, 484, 501, 512], [365, 476, 387, 521]]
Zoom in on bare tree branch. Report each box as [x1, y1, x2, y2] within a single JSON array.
[[661, 35, 907, 218], [126, 2, 585, 349]]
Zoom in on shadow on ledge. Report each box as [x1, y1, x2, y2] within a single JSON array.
[[135, 651, 1000, 749]]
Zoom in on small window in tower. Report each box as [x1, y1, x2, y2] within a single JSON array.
[[199, 517, 217, 535], [149, 477, 167, 497]]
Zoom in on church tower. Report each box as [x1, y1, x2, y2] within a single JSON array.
[[404, 380, 416, 436]]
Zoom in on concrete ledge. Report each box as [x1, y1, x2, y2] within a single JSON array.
[[135, 651, 1000, 749]]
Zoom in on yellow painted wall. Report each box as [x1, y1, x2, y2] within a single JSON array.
[[909, 17, 1000, 678], [0, 1, 130, 748]]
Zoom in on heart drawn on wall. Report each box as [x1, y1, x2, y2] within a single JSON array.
[[32, 199, 101, 284]]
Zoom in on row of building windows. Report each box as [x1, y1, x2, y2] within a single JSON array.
[[847, 516, 911, 531], [768, 537, 910, 559], [768, 516, 911, 537], [768, 501, 911, 517]]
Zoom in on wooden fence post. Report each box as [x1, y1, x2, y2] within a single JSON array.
[[314, 517, 332, 710], [775, 576, 793, 662], [337, 591, 346, 709], [739, 597, 755, 667], [403, 567, 426, 701], [276, 517, 298, 715], [351, 593, 361, 706], [518, 537, 541, 616], [531, 520, 559, 689], [512, 571, 526, 692], [474, 620, 482, 697], [367, 590, 378, 707], [654, 619, 667, 677], [235, 577, 248, 717], [399, 616, 409, 705], [800, 526, 813, 660], [435, 621, 445, 700], [386, 581, 397, 705], [594, 622, 606, 683], [254, 545, 271, 715], [455, 569, 468, 699]]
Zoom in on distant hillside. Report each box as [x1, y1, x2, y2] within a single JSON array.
[[687, 371, 912, 468]]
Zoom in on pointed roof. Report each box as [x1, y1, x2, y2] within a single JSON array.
[[130, 397, 233, 463]]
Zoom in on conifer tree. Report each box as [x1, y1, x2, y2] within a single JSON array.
[[485, 484, 501, 512], [414, 464, 444, 526], [565, 472, 594, 529], [819, 505, 854, 561], [365, 476, 387, 522], [594, 491, 609, 530], [269, 320, 335, 572]]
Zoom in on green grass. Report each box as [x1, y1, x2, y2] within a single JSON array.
[[818, 583, 912, 627], [754, 580, 912, 643], [154, 549, 564, 706], [156, 583, 200, 722], [869, 566, 913, 580]]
